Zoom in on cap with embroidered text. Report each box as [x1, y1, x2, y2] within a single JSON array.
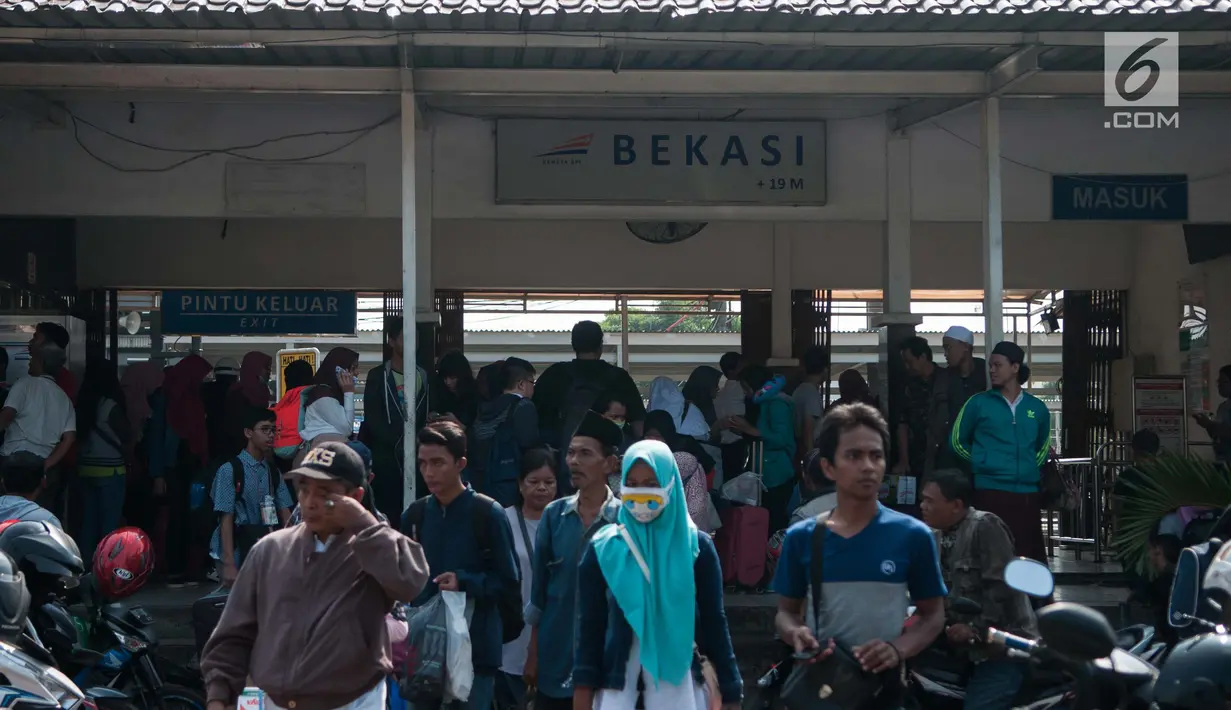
[[289, 441, 366, 488]]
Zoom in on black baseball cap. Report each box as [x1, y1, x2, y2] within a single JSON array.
[[289, 441, 366, 488]]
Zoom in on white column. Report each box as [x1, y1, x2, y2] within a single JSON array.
[[416, 126, 433, 310], [768, 225, 794, 365], [884, 133, 913, 317], [981, 98, 1005, 357], [401, 89, 418, 508]]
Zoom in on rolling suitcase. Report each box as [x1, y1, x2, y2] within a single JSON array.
[[192, 587, 230, 657], [715, 440, 770, 588]]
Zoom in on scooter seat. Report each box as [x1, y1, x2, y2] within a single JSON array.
[[1092, 648, 1157, 689]]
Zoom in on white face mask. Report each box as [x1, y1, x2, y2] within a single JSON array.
[[621, 486, 671, 524]]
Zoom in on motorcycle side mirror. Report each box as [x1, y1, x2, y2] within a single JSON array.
[[1004, 558, 1055, 598], [1169, 547, 1203, 628], [951, 597, 983, 616], [1037, 602, 1117, 661], [1202, 540, 1231, 613]]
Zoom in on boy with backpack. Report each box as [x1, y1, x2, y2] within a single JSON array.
[[209, 407, 293, 587], [532, 320, 645, 493], [401, 419, 521, 710], [468, 358, 541, 507]]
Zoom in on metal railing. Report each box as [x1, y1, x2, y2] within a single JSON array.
[[1044, 436, 1135, 563]]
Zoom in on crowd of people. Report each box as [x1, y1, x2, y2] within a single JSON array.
[[0, 316, 1096, 710]]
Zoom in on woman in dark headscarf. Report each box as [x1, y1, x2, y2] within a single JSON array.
[[432, 350, 479, 429], [297, 348, 361, 461], [681, 366, 722, 428], [826, 368, 880, 412], [641, 410, 713, 533]]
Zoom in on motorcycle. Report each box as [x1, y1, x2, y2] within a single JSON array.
[[0, 633, 131, 710], [985, 558, 1159, 710], [27, 576, 205, 710]]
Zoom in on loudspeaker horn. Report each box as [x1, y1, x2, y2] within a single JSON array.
[[120, 310, 143, 336]]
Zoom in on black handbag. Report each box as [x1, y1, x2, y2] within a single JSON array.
[[779, 515, 888, 710]]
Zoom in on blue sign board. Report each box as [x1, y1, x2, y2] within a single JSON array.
[[161, 290, 357, 335], [1052, 174, 1188, 221]]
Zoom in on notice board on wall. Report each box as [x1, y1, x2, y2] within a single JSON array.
[[224, 162, 366, 217], [1133, 375, 1188, 455]]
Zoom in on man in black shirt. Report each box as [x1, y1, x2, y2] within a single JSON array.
[[532, 321, 645, 491]]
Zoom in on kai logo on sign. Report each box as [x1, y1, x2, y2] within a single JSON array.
[[498, 119, 827, 206], [161, 290, 358, 336]]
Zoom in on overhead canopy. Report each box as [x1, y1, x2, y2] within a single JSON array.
[[0, 0, 1230, 71]]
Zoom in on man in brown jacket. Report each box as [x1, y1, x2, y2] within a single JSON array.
[[202, 441, 430, 710]]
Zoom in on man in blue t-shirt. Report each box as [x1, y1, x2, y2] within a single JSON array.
[[772, 402, 947, 696]]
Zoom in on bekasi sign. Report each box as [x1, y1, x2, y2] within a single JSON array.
[[161, 290, 357, 335], [496, 119, 827, 205]]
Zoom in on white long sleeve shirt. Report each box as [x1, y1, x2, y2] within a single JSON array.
[[299, 392, 356, 441]]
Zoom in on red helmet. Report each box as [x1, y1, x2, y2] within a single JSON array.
[[92, 527, 154, 600]]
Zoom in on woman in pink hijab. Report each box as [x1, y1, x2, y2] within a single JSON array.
[[120, 361, 165, 443]]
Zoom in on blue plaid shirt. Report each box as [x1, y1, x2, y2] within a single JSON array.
[[209, 450, 293, 562]]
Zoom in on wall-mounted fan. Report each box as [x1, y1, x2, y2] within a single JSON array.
[[626, 222, 708, 245]]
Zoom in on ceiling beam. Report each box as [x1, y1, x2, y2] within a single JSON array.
[[0, 29, 1228, 50], [891, 44, 1043, 131], [3, 63, 1231, 98]]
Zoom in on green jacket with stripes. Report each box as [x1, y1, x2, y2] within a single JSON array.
[[950, 390, 1051, 494]]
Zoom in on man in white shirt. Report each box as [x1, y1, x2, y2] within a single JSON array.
[[0, 344, 76, 470]]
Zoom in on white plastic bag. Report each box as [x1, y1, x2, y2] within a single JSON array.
[[720, 471, 764, 507], [442, 590, 474, 702]]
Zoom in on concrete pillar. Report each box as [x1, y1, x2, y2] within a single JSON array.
[[981, 98, 1004, 357], [874, 132, 921, 467], [400, 89, 418, 508], [768, 225, 796, 366], [416, 127, 433, 314]]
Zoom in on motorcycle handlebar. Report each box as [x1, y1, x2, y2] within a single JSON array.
[[985, 627, 1039, 654]]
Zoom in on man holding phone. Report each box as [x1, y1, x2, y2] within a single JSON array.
[[1193, 365, 1231, 464], [202, 441, 429, 710]]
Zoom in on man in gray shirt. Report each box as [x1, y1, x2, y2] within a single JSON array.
[[793, 346, 830, 454], [1193, 364, 1231, 463]]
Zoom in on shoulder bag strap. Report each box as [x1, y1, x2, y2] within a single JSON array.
[[810, 513, 829, 633], [618, 525, 651, 583], [516, 507, 535, 556]]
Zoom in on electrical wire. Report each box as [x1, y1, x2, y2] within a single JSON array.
[[928, 121, 1231, 187], [65, 105, 397, 173]]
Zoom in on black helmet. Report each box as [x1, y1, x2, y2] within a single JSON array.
[[0, 520, 84, 579], [1154, 633, 1231, 709], [0, 550, 31, 642]]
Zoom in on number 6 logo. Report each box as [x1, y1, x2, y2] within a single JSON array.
[[1116, 37, 1167, 102], [1104, 32, 1179, 109]]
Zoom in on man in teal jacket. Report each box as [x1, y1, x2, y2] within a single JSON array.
[[950, 341, 1050, 561]]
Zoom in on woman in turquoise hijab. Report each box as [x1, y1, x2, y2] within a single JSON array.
[[572, 440, 742, 710]]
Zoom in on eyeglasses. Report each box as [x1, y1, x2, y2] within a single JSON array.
[[253, 426, 276, 435], [524, 480, 556, 490]]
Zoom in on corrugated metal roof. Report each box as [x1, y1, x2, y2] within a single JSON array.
[[2, 2, 1229, 33]]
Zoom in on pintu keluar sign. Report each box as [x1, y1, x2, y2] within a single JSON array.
[[161, 290, 358, 335]]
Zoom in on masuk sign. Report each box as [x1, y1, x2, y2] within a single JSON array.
[[496, 119, 827, 205]]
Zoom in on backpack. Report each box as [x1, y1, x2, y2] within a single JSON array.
[[402, 493, 525, 644], [470, 398, 523, 507], [556, 363, 613, 466], [192, 455, 281, 562]]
